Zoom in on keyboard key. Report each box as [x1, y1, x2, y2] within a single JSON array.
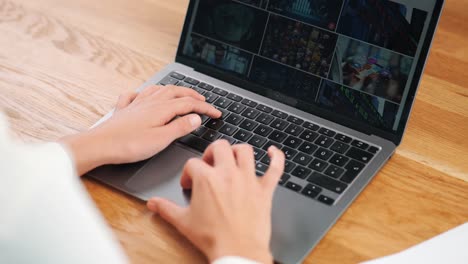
[[268, 130, 287, 143], [303, 122, 320, 131], [324, 165, 345, 178], [248, 135, 267, 148], [351, 140, 369, 150], [219, 123, 237, 136], [179, 134, 210, 152], [185, 77, 200, 86], [256, 113, 274, 125], [227, 103, 246, 114], [256, 104, 273, 113], [301, 186, 321, 199], [192, 86, 205, 95], [293, 153, 313, 166], [242, 108, 261, 119], [214, 98, 233, 109], [227, 93, 243, 102], [192, 126, 208, 137], [169, 72, 185, 80], [178, 82, 192, 88], [253, 148, 266, 161], [308, 172, 348, 194], [255, 162, 268, 173], [368, 146, 380, 154], [160, 76, 179, 86], [318, 128, 337, 137], [300, 130, 319, 142], [287, 116, 304, 125], [335, 133, 352, 143], [254, 125, 273, 137], [308, 158, 328, 172], [279, 174, 290, 185], [284, 161, 295, 173], [262, 140, 282, 151], [241, 99, 258, 108], [270, 118, 289, 130], [341, 160, 365, 183], [272, 110, 288, 119], [313, 148, 333, 161], [225, 114, 244, 125], [261, 155, 270, 165], [285, 124, 304, 136], [198, 82, 214, 91], [329, 154, 349, 167], [204, 92, 219, 103], [315, 135, 334, 148], [318, 195, 335, 205], [298, 142, 318, 155], [234, 129, 253, 142], [346, 147, 374, 163], [220, 135, 236, 145], [330, 141, 350, 154], [206, 119, 224, 130], [283, 136, 303, 148], [285, 182, 302, 192], [292, 166, 312, 179], [239, 119, 258, 131], [282, 147, 298, 160], [213, 87, 228, 96], [202, 129, 221, 142]]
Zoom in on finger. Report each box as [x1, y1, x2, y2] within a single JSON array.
[[134, 85, 163, 102], [232, 144, 255, 173], [180, 158, 213, 190], [261, 146, 285, 190], [169, 98, 222, 119], [147, 197, 188, 231], [158, 114, 202, 141], [202, 140, 236, 168], [115, 91, 138, 111], [154, 85, 205, 101]]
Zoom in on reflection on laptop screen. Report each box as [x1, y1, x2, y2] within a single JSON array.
[[180, 0, 436, 133]]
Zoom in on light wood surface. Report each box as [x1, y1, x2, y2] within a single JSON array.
[[0, 0, 467, 263]]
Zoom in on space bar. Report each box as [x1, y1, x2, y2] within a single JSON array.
[[178, 134, 210, 152]]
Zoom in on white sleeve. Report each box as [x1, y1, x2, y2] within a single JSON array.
[[0, 114, 128, 264], [212, 256, 263, 264]]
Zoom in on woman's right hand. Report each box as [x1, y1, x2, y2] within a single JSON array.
[[147, 140, 285, 263]]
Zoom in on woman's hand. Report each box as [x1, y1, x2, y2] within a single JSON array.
[[147, 140, 285, 263], [61, 85, 221, 175]]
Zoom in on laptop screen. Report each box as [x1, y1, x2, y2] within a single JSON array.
[[178, 0, 439, 138]]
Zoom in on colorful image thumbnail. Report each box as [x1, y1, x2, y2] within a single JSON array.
[[192, 0, 269, 53], [329, 36, 413, 103], [249, 56, 321, 104], [337, 0, 428, 56], [318, 81, 399, 130], [261, 14, 338, 77], [267, 0, 344, 31], [183, 34, 252, 75]]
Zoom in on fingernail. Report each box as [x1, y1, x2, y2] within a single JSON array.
[[147, 199, 159, 211], [189, 115, 201, 128]]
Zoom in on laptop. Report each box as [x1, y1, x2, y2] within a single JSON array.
[[89, 0, 444, 263]]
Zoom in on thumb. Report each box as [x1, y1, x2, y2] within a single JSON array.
[[147, 198, 187, 230], [160, 114, 202, 140]]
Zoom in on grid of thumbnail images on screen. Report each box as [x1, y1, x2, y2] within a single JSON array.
[[182, 0, 428, 131]]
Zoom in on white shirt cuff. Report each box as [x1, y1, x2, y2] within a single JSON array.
[[212, 256, 262, 264]]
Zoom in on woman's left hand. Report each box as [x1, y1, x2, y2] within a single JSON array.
[[61, 85, 221, 175]]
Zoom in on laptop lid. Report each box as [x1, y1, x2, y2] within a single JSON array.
[[175, 0, 444, 145]]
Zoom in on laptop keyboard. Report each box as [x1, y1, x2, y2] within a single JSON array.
[[159, 72, 381, 206]]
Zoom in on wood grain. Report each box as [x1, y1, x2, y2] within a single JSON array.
[[0, 0, 467, 263]]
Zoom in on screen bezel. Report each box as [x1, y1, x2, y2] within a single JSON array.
[[175, 0, 445, 146]]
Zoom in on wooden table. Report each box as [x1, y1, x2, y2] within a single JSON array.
[[1, 0, 467, 263]]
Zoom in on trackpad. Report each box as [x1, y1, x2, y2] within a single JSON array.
[[125, 144, 199, 205]]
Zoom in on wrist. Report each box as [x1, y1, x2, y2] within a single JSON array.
[[60, 129, 113, 176]]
